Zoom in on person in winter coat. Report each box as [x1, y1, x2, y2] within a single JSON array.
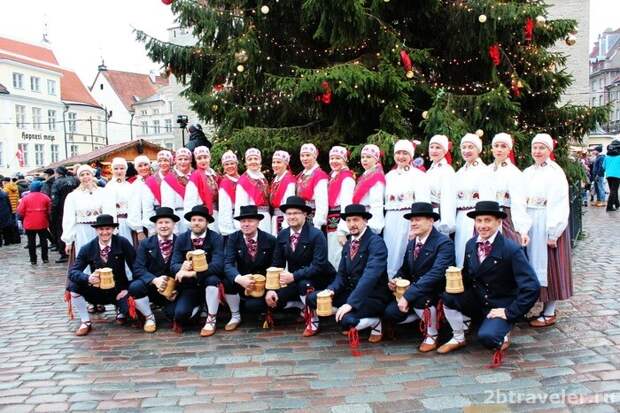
[[41, 168, 56, 196], [185, 124, 212, 153], [604, 139, 620, 212], [591, 145, 607, 207], [16, 181, 51, 264], [0, 189, 12, 247], [51, 167, 78, 262], [1, 177, 20, 244]]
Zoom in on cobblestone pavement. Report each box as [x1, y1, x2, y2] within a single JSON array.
[[0, 207, 619, 413]]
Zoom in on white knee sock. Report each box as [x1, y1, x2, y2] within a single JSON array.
[[414, 307, 438, 337], [134, 296, 153, 318], [356, 317, 380, 332], [225, 294, 241, 321], [397, 313, 419, 325], [300, 294, 306, 306], [543, 300, 557, 317], [71, 294, 90, 323], [309, 312, 319, 331], [444, 306, 465, 342], [205, 286, 220, 315]]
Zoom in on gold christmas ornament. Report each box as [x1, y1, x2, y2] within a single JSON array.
[[406, 70, 414, 79], [236, 64, 245, 73], [260, 5, 270, 14], [478, 14, 487, 23], [422, 111, 429, 119], [211, 104, 219, 112], [234, 49, 249, 63], [565, 33, 577, 46], [535, 15, 546, 26], [475, 129, 484, 138]]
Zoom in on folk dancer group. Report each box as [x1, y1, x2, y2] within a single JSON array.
[[62, 132, 571, 366]]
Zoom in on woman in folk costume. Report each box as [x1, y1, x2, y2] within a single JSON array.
[[296, 143, 329, 229], [105, 157, 134, 244], [352, 144, 385, 234], [234, 148, 271, 233], [426, 135, 456, 236], [524, 133, 572, 328], [454, 133, 494, 267], [62, 165, 113, 263], [184, 146, 220, 233], [384, 140, 431, 278], [140, 150, 173, 236], [269, 150, 296, 235], [326, 145, 355, 269], [127, 155, 153, 244], [488, 133, 532, 246], [218, 150, 240, 238], [161, 148, 193, 234]]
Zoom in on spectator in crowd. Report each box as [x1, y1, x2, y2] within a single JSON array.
[[41, 168, 56, 196], [591, 145, 606, 207], [0, 188, 12, 247], [16, 181, 51, 264], [51, 166, 78, 263], [1, 177, 21, 244], [604, 139, 620, 212]]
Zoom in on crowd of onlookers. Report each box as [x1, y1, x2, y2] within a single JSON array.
[[578, 139, 620, 212]]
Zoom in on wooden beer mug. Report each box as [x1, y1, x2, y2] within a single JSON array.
[[186, 249, 208, 272], [394, 278, 410, 301], [316, 290, 333, 317], [265, 267, 283, 290], [160, 276, 177, 299], [445, 266, 464, 294], [98, 267, 115, 290], [248, 274, 266, 298]]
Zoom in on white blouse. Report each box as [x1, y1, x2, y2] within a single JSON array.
[[454, 159, 494, 209], [427, 158, 456, 234], [330, 171, 356, 235], [61, 187, 112, 244], [105, 179, 132, 219], [384, 166, 431, 210], [218, 175, 239, 236], [488, 161, 532, 235]]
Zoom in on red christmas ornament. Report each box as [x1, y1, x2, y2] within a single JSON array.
[[399, 50, 414, 78], [488, 44, 501, 66], [511, 76, 523, 97], [162, 0, 173, 5], [524, 18, 534, 43], [318, 81, 332, 105], [213, 83, 224, 93]]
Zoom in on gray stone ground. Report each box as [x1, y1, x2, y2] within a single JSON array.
[[1, 207, 619, 412]]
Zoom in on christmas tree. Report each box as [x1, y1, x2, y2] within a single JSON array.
[[137, 0, 608, 179]]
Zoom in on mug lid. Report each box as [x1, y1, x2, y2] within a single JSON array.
[[317, 290, 332, 297]]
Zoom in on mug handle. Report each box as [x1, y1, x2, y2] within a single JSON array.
[[185, 251, 192, 261]]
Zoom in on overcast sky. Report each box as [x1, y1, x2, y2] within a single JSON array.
[[0, 0, 618, 89]]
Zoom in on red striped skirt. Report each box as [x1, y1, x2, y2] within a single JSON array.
[[540, 227, 573, 302], [501, 207, 521, 245]]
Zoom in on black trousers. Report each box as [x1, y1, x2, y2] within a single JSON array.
[[306, 290, 386, 330], [383, 293, 439, 323], [607, 177, 620, 211], [67, 281, 130, 315], [244, 279, 327, 314], [26, 229, 48, 263]]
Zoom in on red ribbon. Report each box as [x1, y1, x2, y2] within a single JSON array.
[[524, 18, 534, 43], [488, 44, 501, 66]]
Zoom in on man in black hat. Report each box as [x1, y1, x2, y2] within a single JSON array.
[[128, 207, 179, 333], [224, 205, 277, 323], [254, 196, 335, 326], [383, 202, 455, 352], [170, 205, 224, 336], [66, 214, 136, 336], [306, 204, 390, 348], [437, 201, 539, 367]]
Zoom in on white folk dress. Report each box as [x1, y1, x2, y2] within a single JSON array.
[[326, 170, 355, 270], [217, 175, 239, 237], [161, 168, 191, 235], [184, 168, 219, 234], [426, 158, 456, 236], [523, 160, 569, 288], [269, 172, 296, 236], [454, 159, 494, 267], [353, 167, 385, 234], [105, 179, 134, 243], [384, 166, 431, 278], [234, 170, 272, 234]]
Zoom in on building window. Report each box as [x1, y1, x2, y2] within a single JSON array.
[[34, 144, 44, 166], [32, 107, 42, 130], [165, 142, 174, 150], [15, 105, 26, 128], [51, 144, 59, 163], [168, 102, 173, 113], [153, 120, 160, 135], [30, 76, 41, 92], [68, 112, 77, 132], [96, 116, 102, 135], [48, 110, 56, 131], [70, 144, 78, 157], [18, 143, 29, 166], [12, 73, 23, 89], [141, 110, 147, 116], [141, 121, 148, 135], [153, 108, 160, 115], [165, 119, 172, 133], [47, 79, 57, 95]]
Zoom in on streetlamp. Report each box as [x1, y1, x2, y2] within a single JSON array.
[[177, 115, 188, 147]]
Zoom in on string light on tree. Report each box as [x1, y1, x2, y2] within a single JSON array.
[[236, 64, 245, 73], [478, 14, 487, 23], [565, 33, 577, 46], [535, 15, 546, 27], [260, 5, 270, 14]]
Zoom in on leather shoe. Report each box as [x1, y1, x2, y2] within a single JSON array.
[[437, 339, 466, 354], [529, 314, 556, 328], [225, 319, 241, 331], [75, 322, 92, 336], [303, 326, 319, 337], [200, 327, 216, 337], [143, 319, 156, 333], [419, 336, 438, 353], [368, 333, 382, 343]]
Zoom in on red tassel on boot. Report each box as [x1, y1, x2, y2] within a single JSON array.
[[487, 349, 504, 369], [262, 308, 274, 329], [348, 328, 361, 357], [127, 296, 137, 320], [419, 307, 431, 336], [436, 300, 445, 329], [64, 291, 74, 320]]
